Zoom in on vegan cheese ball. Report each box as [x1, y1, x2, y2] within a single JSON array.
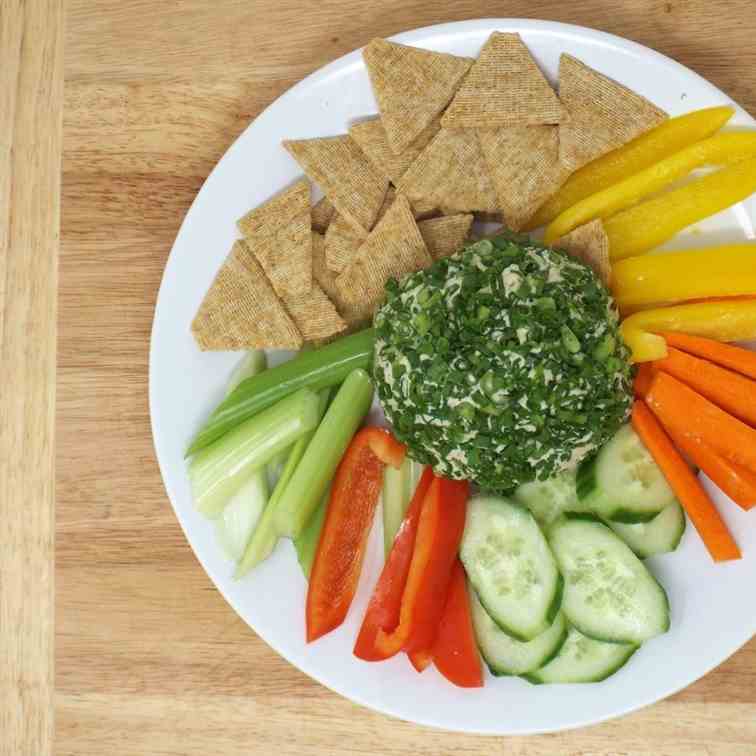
[[373, 236, 633, 492]]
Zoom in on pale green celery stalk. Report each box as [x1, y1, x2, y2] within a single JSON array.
[[224, 352, 293, 494], [266, 449, 291, 490], [382, 459, 410, 556], [214, 350, 270, 557], [294, 488, 330, 579], [409, 459, 424, 496], [381, 458, 425, 555], [187, 328, 375, 456], [275, 369, 374, 539], [189, 388, 320, 518], [235, 389, 332, 578], [382, 463, 407, 556], [226, 350, 268, 396], [215, 472, 268, 561]]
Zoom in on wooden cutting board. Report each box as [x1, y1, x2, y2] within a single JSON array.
[[54, 1, 756, 754]]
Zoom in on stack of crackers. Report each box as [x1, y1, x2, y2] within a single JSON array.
[[192, 32, 666, 350]]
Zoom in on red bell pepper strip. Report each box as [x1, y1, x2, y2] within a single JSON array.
[[306, 427, 406, 643], [353, 466, 434, 661], [373, 476, 469, 657], [430, 560, 483, 688], [408, 648, 433, 673]]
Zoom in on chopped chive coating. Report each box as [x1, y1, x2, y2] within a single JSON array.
[[373, 236, 632, 492]]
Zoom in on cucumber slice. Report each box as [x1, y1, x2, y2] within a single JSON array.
[[524, 626, 637, 684], [470, 590, 568, 676], [548, 517, 670, 644], [577, 424, 675, 523], [513, 471, 591, 527], [606, 499, 686, 559], [460, 495, 563, 641]]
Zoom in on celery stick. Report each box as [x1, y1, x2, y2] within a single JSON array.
[[382, 458, 425, 555], [409, 460, 424, 494], [189, 388, 320, 518], [226, 350, 268, 396], [294, 488, 329, 579], [382, 460, 410, 556], [213, 350, 270, 557], [186, 328, 375, 456], [275, 369, 374, 538], [266, 449, 290, 490], [215, 471, 268, 561], [235, 390, 332, 577], [227, 352, 280, 481]]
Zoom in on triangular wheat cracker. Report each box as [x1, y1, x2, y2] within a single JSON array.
[[335, 194, 432, 319], [559, 54, 667, 172], [312, 232, 372, 330], [478, 125, 569, 231], [325, 188, 397, 272], [349, 116, 441, 185], [364, 38, 472, 156], [284, 135, 388, 234], [442, 33, 561, 129], [312, 233, 341, 303], [283, 281, 347, 344], [555, 218, 612, 286], [418, 214, 474, 260], [191, 240, 302, 350], [237, 178, 310, 239], [311, 195, 336, 233], [409, 197, 440, 219], [377, 187, 397, 220], [397, 128, 498, 213], [325, 212, 367, 273], [251, 213, 312, 298]]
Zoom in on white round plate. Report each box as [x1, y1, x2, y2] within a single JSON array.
[[150, 19, 756, 735]]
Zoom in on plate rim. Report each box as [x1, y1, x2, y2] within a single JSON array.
[[149, 17, 756, 736]]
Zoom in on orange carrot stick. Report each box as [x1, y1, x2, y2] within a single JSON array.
[[633, 363, 656, 398], [632, 401, 740, 562], [645, 371, 756, 471], [652, 347, 756, 426], [664, 424, 756, 511], [661, 332, 756, 381]]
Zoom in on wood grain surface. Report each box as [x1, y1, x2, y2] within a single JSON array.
[[58, 2, 756, 754], [1, 2, 62, 755]]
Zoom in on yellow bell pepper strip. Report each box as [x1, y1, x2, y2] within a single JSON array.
[[621, 299, 756, 362], [612, 244, 756, 313], [622, 327, 668, 363], [544, 133, 756, 244], [604, 157, 756, 260], [524, 106, 735, 230]]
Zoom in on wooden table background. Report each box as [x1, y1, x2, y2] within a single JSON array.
[[39, 0, 756, 754]]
